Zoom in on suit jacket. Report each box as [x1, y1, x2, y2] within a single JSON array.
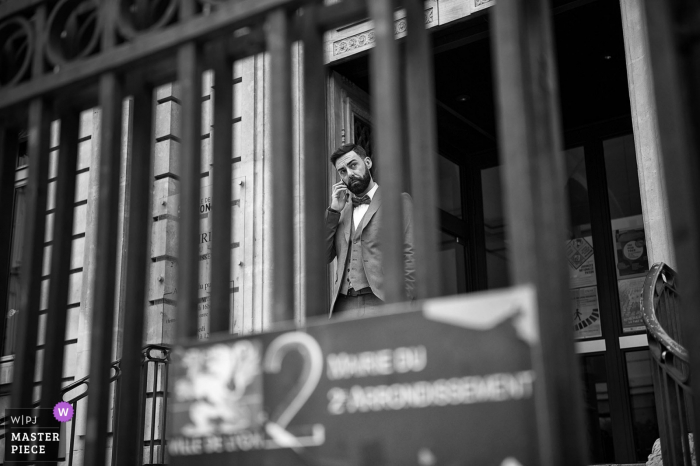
[[325, 188, 415, 316]]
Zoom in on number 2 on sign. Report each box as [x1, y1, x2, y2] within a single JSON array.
[[263, 332, 323, 429]]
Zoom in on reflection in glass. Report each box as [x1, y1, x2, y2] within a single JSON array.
[[580, 354, 615, 463], [481, 166, 509, 289], [625, 350, 659, 461], [603, 135, 642, 221], [437, 155, 462, 218], [604, 135, 648, 333]]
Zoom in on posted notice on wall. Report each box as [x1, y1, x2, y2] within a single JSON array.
[[613, 220, 648, 279], [567, 237, 596, 288], [571, 286, 602, 339], [618, 276, 646, 333]]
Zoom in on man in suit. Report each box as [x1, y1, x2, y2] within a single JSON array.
[[325, 143, 415, 317]]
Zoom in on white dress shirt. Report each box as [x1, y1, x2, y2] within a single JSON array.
[[352, 183, 378, 229]]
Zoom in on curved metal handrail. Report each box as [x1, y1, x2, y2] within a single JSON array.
[[0, 359, 121, 429], [642, 262, 688, 362]]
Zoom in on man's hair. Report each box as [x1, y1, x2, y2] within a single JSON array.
[[330, 143, 368, 167]]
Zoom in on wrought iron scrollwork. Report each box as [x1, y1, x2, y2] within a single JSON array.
[[45, 0, 100, 67], [0, 16, 33, 86], [117, 0, 178, 39]]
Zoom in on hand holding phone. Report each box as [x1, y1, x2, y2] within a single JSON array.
[[330, 181, 349, 211]]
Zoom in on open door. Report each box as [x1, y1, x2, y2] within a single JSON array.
[[325, 72, 373, 311]]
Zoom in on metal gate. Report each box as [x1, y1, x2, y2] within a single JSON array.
[[0, 0, 698, 465]]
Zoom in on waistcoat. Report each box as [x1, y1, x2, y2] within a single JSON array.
[[340, 217, 371, 294]]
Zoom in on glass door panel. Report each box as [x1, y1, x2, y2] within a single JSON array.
[[438, 155, 463, 218], [566, 146, 602, 340], [580, 354, 616, 462], [481, 166, 509, 289], [603, 135, 648, 333]]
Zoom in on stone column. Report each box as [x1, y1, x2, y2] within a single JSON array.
[[620, 0, 675, 268]]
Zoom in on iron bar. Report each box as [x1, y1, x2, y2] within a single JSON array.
[[31, 4, 46, 79], [0, 126, 18, 344], [150, 361, 159, 464], [367, 0, 405, 304], [159, 356, 169, 463], [83, 72, 124, 466], [10, 97, 51, 410], [405, 0, 440, 300], [301, 1, 328, 318], [491, 0, 586, 464], [266, 8, 295, 323], [176, 42, 203, 340], [210, 41, 233, 333], [113, 79, 154, 466], [38, 109, 79, 466]]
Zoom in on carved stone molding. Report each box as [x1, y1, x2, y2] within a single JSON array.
[[332, 8, 435, 57]]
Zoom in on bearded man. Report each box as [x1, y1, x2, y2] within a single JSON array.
[[325, 143, 415, 317]]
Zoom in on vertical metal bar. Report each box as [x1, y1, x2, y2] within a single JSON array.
[[159, 357, 169, 463], [150, 362, 159, 463], [0, 126, 18, 331], [39, 109, 79, 466], [405, 0, 440, 299], [83, 72, 124, 466], [651, 361, 672, 465], [266, 8, 295, 323], [210, 42, 233, 333], [641, 0, 700, 453], [584, 140, 636, 460], [137, 352, 149, 464], [69, 402, 77, 466], [367, 0, 405, 304], [113, 80, 154, 466], [176, 42, 202, 340], [491, 1, 586, 465], [31, 5, 46, 78], [678, 384, 691, 466], [301, 1, 328, 318], [663, 372, 683, 464], [11, 98, 51, 410]]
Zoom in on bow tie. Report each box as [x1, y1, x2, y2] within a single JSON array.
[[351, 195, 371, 208]]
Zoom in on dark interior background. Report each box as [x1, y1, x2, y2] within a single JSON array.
[[331, 0, 631, 168]]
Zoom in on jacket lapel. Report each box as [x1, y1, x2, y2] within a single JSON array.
[[342, 203, 352, 244], [360, 187, 382, 233]]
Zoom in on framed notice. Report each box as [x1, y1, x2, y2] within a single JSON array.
[[572, 286, 602, 339], [618, 277, 646, 333]]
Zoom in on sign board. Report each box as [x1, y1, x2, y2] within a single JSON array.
[[168, 286, 540, 465]]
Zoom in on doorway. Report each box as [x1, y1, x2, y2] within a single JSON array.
[[327, 0, 657, 463]]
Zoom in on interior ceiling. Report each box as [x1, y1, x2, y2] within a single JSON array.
[[330, 0, 631, 168]]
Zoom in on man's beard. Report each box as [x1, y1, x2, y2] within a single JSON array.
[[347, 170, 371, 195]]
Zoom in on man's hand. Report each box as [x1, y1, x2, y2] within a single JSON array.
[[330, 181, 350, 211]]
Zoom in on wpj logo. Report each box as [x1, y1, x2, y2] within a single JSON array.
[[3, 403, 73, 462]]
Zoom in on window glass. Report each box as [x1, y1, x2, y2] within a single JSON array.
[[604, 135, 648, 333], [625, 350, 659, 461], [481, 166, 509, 289], [438, 232, 467, 296], [437, 155, 462, 218], [565, 147, 601, 339], [580, 354, 615, 463]]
